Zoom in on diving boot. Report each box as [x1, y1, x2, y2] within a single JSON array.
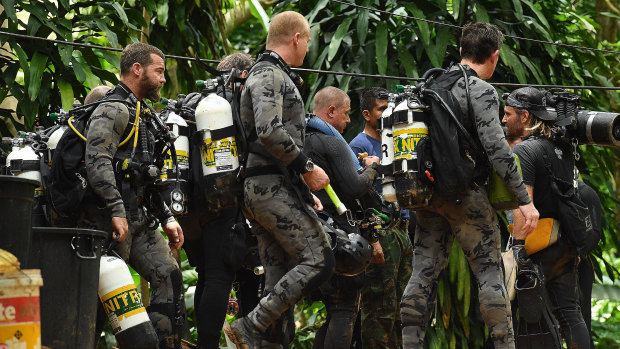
[[223, 317, 262, 349]]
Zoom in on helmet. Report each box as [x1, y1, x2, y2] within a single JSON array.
[[317, 211, 373, 276]]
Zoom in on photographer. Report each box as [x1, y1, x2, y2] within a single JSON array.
[[507, 87, 590, 348]]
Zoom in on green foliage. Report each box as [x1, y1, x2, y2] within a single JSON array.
[[0, 0, 225, 136]]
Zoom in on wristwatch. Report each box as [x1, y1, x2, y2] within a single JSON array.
[[302, 159, 315, 173]]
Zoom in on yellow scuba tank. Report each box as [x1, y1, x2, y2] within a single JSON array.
[[390, 86, 432, 209], [98, 255, 159, 348]]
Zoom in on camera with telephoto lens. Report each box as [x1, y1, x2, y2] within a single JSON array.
[[544, 89, 620, 148]]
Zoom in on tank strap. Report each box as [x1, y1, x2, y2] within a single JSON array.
[[9, 159, 40, 172], [211, 124, 236, 141]]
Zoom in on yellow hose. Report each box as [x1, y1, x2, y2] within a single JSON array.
[[68, 102, 141, 146]]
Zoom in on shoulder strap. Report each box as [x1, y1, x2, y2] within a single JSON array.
[[422, 68, 482, 155]]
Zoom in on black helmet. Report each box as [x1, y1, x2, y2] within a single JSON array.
[[317, 211, 373, 276]]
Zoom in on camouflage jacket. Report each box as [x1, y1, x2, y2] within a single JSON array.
[[85, 83, 173, 222], [449, 64, 530, 205], [240, 57, 309, 172]]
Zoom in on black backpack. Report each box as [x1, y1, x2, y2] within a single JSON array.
[[536, 139, 597, 256], [45, 93, 134, 223], [417, 65, 488, 196]]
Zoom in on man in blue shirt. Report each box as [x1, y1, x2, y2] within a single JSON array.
[[349, 87, 413, 349]]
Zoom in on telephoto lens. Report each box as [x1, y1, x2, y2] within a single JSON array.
[[572, 110, 620, 147]]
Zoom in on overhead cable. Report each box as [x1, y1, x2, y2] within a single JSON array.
[[0, 30, 619, 91], [330, 0, 620, 56]]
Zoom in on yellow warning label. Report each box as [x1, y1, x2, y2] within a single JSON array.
[[0, 323, 40, 348]]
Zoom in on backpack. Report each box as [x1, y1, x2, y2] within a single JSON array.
[[416, 65, 487, 196], [536, 139, 597, 256], [45, 91, 135, 223]]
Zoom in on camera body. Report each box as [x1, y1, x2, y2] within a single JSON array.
[[545, 89, 619, 147]]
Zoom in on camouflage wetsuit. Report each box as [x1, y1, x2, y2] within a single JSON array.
[[81, 83, 184, 348], [400, 64, 530, 349], [240, 54, 335, 340]]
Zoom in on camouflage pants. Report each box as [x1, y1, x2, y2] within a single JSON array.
[[361, 223, 413, 349], [79, 204, 183, 345], [243, 175, 334, 333], [400, 186, 515, 349]]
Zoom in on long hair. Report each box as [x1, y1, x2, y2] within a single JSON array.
[[528, 118, 554, 139]]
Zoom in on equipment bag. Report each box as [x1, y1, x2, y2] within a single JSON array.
[[46, 93, 136, 222], [418, 65, 487, 196], [537, 139, 596, 256]]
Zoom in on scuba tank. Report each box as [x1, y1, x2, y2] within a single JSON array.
[[378, 93, 397, 203], [99, 254, 159, 348], [194, 79, 241, 210], [391, 86, 433, 209], [160, 98, 191, 215], [5, 132, 50, 227], [6, 135, 42, 184]]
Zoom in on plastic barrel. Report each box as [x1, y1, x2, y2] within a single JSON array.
[[30, 227, 110, 349], [0, 175, 39, 268], [0, 269, 44, 348]]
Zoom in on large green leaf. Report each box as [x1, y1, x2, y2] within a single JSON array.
[[248, 0, 269, 32], [356, 9, 369, 46], [1, 0, 16, 20], [511, 0, 523, 20], [111, 2, 130, 26], [57, 79, 74, 112], [156, 0, 169, 26], [398, 47, 419, 79], [375, 22, 388, 75], [93, 18, 119, 48], [27, 52, 47, 101], [499, 46, 527, 84], [522, 0, 550, 31], [451, 0, 461, 21], [404, 3, 430, 47], [474, 2, 490, 23], [327, 17, 353, 62], [307, 0, 328, 25]]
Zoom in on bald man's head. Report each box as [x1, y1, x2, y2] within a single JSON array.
[[267, 11, 310, 49], [312, 87, 351, 133], [84, 85, 112, 104]]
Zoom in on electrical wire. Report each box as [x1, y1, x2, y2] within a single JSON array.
[[0, 30, 619, 90], [330, 0, 620, 56]]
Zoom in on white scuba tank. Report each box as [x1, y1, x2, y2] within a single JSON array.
[[162, 111, 190, 180], [391, 98, 429, 173], [194, 91, 239, 179], [46, 125, 68, 155], [98, 255, 159, 348], [379, 96, 397, 202], [161, 110, 191, 215], [6, 142, 42, 186]]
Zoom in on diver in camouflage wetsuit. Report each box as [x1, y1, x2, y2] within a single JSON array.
[[224, 11, 335, 349], [400, 23, 540, 349], [80, 43, 185, 349]]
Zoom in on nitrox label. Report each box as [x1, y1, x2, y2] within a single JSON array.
[[393, 128, 428, 160], [161, 150, 189, 179], [201, 137, 238, 171], [101, 284, 146, 332]]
